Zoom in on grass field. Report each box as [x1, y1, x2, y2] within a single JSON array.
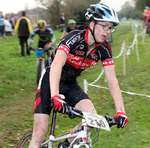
[[0, 21, 150, 148]]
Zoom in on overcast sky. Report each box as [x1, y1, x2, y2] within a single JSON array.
[[0, 0, 133, 15]]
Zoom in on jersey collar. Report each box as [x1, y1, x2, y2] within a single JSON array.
[[84, 27, 100, 47]]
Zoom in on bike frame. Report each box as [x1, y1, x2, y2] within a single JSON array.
[[41, 110, 91, 148], [16, 106, 116, 148]]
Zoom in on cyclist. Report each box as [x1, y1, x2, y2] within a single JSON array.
[[61, 19, 77, 39], [142, 6, 149, 25], [28, 20, 56, 57], [29, 3, 129, 148], [144, 8, 150, 33]]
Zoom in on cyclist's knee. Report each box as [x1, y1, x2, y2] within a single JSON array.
[[30, 125, 47, 147], [34, 126, 47, 137], [75, 99, 97, 114], [33, 114, 49, 137]]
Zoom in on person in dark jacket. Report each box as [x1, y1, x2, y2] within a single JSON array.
[[15, 11, 33, 56], [59, 12, 65, 32], [0, 15, 5, 37]]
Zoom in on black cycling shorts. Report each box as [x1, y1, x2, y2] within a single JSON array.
[[34, 67, 89, 115]]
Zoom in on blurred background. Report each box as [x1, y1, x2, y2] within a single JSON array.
[[0, 0, 148, 29]]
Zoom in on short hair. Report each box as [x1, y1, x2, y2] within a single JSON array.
[[22, 11, 26, 16]]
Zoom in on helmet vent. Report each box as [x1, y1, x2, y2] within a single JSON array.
[[104, 8, 111, 16], [97, 9, 105, 16]]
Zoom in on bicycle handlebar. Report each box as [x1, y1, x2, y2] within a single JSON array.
[[50, 95, 117, 127], [104, 113, 117, 127], [28, 46, 53, 51], [66, 106, 117, 127], [66, 106, 83, 119]]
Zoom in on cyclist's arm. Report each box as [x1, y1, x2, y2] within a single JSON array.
[[50, 34, 56, 47], [50, 50, 67, 96], [104, 64, 126, 113], [27, 30, 37, 44], [45, 34, 56, 49]]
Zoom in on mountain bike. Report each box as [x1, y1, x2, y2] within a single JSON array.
[[17, 104, 117, 147], [28, 46, 53, 85]]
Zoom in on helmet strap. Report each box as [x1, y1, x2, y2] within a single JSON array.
[[89, 21, 100, 45]]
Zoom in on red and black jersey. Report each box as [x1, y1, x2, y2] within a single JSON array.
[[47, 26, 114, 80]]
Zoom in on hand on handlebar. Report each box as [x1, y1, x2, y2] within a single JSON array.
[[44, 43, 54, 50], [51, 95, 69, 114], [113, 112, 128, 129], [27, 39, 34, 46]]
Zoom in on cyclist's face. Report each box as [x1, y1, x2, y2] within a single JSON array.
[[91, 21, 114, 43], [39, 26, 46, 32], [69, 26, 76, 30]]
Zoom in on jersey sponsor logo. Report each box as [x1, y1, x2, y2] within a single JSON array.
[[67, 54, 98, 69], [66, 34, 80, 47], [80, 44, 84, 50], [102, 59, 114, 67], [75, 50, 85, 55]]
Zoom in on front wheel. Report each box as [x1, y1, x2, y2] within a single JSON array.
[[17, 130, 47, 148], [17, 130, 32, 148], [37, 58, 45, 85]]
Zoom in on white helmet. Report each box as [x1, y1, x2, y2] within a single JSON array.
[[145, 6, 149, 9], [85, 3, 119, 26]]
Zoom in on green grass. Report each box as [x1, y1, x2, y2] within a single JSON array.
[[0, 22, 150, 147]]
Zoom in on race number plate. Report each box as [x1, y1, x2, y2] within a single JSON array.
[[83, 112, 110, 131], [35, 50, 44, 56]]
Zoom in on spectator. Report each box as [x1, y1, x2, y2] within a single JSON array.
[[9, 15, 15, 30], [0, 16, 5, 37], [4, 17, 12, 36], [15, 11, 33, 56], [59, 12, 65, 32], [14, 16, 18, 26]]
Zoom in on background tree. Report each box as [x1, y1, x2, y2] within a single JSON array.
[[36, 0, 99, 29], [118, 1, 141, 20], [134, 0, 150, 11]]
